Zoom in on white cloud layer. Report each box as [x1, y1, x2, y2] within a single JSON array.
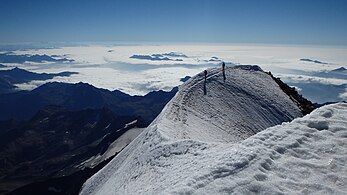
[[4, 43, 347, 97]]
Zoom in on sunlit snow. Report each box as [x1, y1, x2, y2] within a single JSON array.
[[78, 66, 347, 195]]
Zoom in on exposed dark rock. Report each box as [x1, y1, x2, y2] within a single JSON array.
[[267, 71, 315, 115]]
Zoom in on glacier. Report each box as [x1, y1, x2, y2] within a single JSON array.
[[80, 66, 347, 195]]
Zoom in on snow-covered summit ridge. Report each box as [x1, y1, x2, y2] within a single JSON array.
[[158, 65, 302, 143], [80, 65, 311, 195]]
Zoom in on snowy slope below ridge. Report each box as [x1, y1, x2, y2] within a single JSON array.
[[80, 65, 308, 195], [81, 103, 347, 195]]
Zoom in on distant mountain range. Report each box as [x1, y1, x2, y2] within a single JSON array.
[[0, 67, 178, 126], [313, 66, 347, 80], [300, 58, 328, 64], [0, 81, 177, 125], [0, 67, 77, 84], [287, 67, 347, 103], [0, 53, 74, 63], [130, 52, 188, 61], [0, 67, 78, 94]]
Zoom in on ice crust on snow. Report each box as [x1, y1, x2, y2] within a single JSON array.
[[80, 66, 347, 195]]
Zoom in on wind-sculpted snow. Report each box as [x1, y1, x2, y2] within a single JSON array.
[[81, 67, 347, 195], [163, 103, 347, 195]]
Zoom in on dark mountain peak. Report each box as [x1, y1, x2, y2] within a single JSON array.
[[72, 82, 111, 95], [74, 82, 98, 91], [143, 87, 178, 97], [9, 66, 29, 73], [144, 89, 166, 98], [180, 76, 191, 82], [34, 82, 116, 100], [35, 81, 96, 91], [12, 66, 21, 70], [76, 81, 92, 86], [332, 67, 347, 72], [32, 81, 66, 91], [234, 65, 263, 71]]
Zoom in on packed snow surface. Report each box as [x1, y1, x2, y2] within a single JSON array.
[[81, 66, 347, 194]]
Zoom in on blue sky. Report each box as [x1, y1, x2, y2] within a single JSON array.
[[0, 0, 346, 45]]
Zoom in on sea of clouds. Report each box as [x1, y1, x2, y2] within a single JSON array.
[[1, 43, 347, 103]]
